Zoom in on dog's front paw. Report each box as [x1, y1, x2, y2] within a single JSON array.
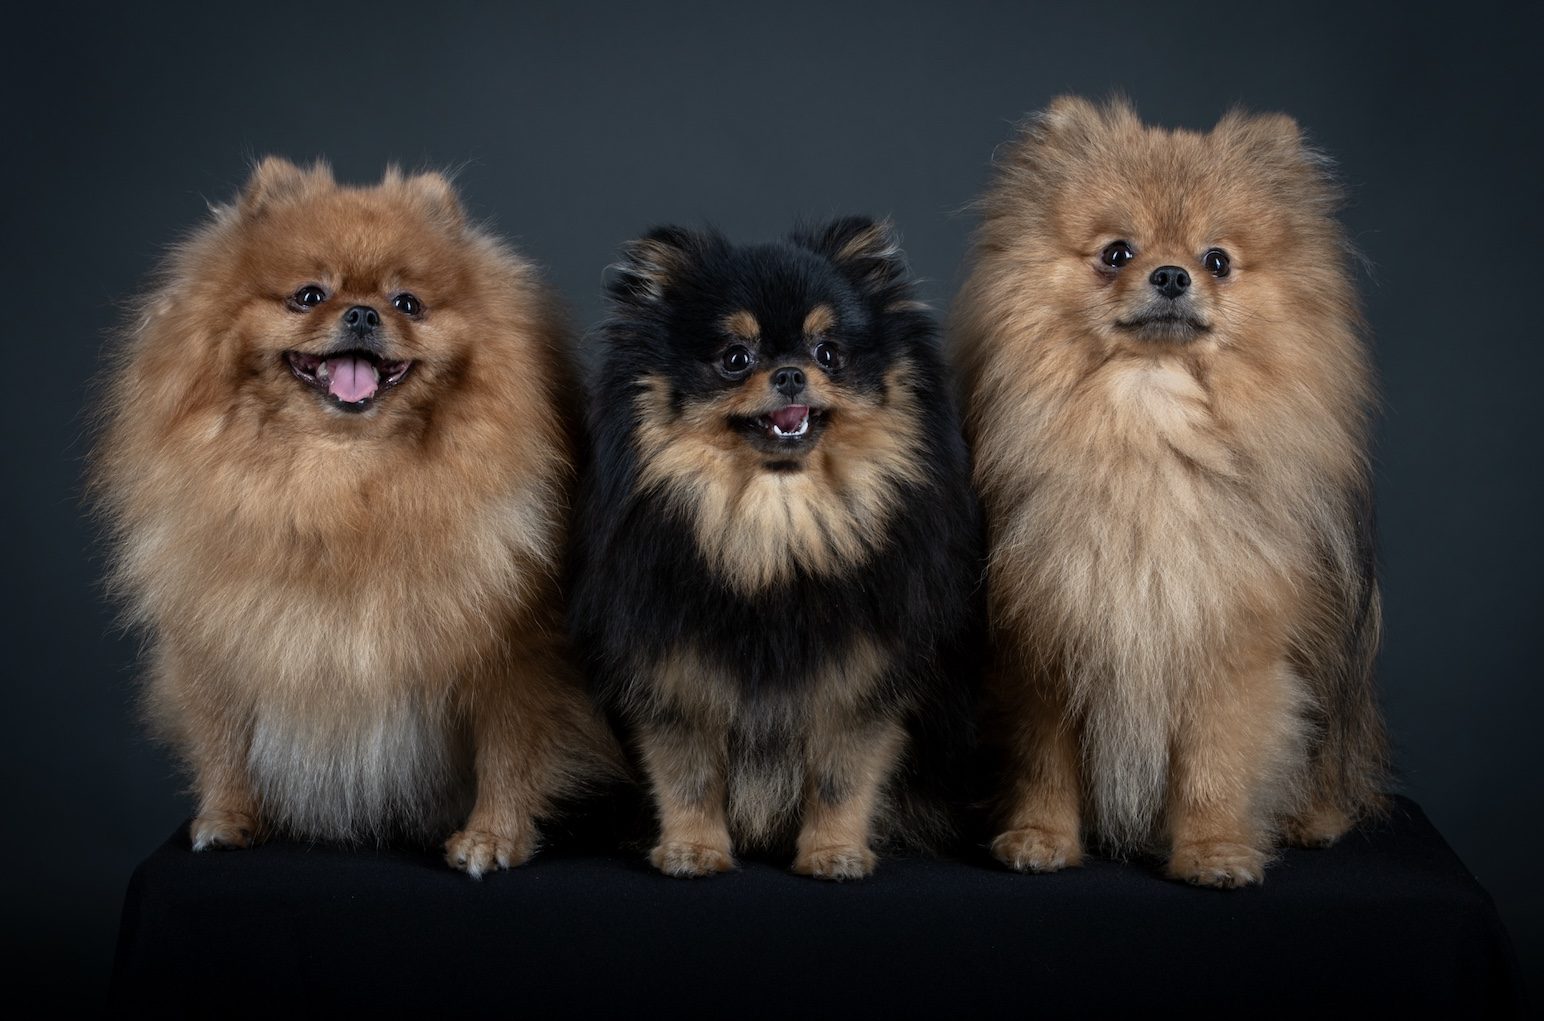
[[792, 844, 877, 881], [445, 828, 535, 879], [1167, 840, 1266, 888], [649, 840, 735, 878], [1282, 806, 1354, 848], [190, 809, 257, 851], [991, 826, 1082, 873]]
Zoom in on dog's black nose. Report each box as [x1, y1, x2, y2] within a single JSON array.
[[772, 366, 806, 397], [1149, 266, 1191, 300], [342, 305, 380, 334]]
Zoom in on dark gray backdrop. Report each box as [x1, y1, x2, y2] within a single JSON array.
[[5, 0, 1539, 1000]]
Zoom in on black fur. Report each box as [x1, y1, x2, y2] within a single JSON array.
[[569, 218, 983, 857]]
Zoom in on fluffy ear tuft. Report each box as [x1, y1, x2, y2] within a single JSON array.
[[1028, 95, 1138, 149], [609, 226, 701, 305], [382, 166, 465, 227], [240, 156, 331, 215], [1039, 94, 1107, 132], [997, 95, 1138, 191], [1216, 109, 1307, 161], [794, 216, 908, 299], [1215, 108, 1340, 205], [408, 170, 465, 227]]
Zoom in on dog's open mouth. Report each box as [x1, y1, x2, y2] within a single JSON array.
[[732, 403, 829, 454], [764, 404, 813, 438], [285, 350, 413, 412]]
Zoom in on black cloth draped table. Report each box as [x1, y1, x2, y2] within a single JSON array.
[[111, 796, 1525, 1014]]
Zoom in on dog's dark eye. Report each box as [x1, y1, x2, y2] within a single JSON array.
[[721, 345, 753, 375], [392, 293, 422, 317], [814, 342, 841, 370], [1202, 248, 1231, 277], [1100, 241, 1135, 269], [292, 285, 327, 309]]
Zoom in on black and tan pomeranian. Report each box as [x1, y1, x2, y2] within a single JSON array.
[[570, 218, 981, 879], [954, 97, 1387, 887]]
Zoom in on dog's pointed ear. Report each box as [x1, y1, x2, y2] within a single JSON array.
[[382, 166, 466, 228], [1039, 94, 1110, 134], [240, 156, 331, 215], [609, 226, 701, 306], [794, 216, 907, 299], [1215, 109, 1309, 164], [1030, 95, 1138, 150], [404, 169, 465, 228], [1215, 109, 1340, 207]]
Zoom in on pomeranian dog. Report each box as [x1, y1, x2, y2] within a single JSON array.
[[953, 97, 1387, 887], [93, 158, 618, 875], [570, 218, 981, 880]]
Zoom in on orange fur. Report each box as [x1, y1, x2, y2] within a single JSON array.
[[92, 158, 618, 873], [954, 98, 1387, 886]]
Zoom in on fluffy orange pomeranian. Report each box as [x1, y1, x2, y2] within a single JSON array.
[[954, 97, 1388, 886], [93, 158, 618, 875]]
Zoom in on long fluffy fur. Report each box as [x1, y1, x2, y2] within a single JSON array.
[[953, 98, 1388, 885], [571, 219, 982, 879], [92, 158, 618, 873]]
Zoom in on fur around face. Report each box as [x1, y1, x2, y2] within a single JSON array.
[[571, 218, 982, 878], [953, 98, 1387, 886], [93, 158, 618, 873]]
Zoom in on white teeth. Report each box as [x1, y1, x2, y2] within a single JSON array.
[[315, 361, 329, 382], [771, 415, 810, 438]]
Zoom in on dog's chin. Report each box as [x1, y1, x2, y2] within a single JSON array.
[[729, 403, 830, 467], [284, 349, 414, 415], [1113, 312, 1211, 344]]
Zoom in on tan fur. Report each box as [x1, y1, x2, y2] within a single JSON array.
[[792, 712, 905, 880], [92, 158, 618, 872], [801, 304, 835, 336], [631, 363, 927, 594], [613, 235, 688, 301], [723, 309, 761, 340], [954, 98, 1385, 885], [632, 639, 897, 877], [836, 220, 900, 264]]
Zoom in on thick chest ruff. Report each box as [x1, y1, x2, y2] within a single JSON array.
[[987, 358, 1319, 841], [124, 475, 553, 696], [126, 459, 563, 842], [630, 370, 925, 594], [995, 360, 1307, 667]]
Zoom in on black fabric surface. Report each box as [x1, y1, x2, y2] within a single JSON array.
[[111, 796, 1525, 1015]]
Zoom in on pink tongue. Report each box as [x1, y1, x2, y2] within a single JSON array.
[[769, 405, 808, 431], [327, 356, 379, 403]]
